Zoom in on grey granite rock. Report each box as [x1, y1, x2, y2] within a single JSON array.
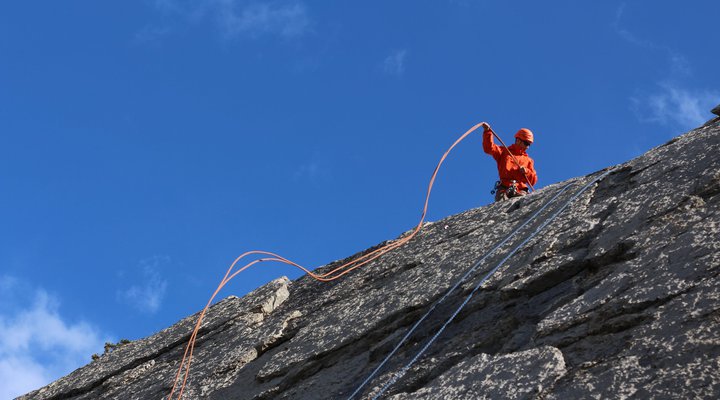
[[20, 122, 720, 399], [387, 346, 566, 400]]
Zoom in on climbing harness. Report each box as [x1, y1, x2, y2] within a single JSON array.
[[362, 168, 614, 400], [168, 121, 500, 400], [491, 180, 523, 198], [347, 180, 574, 400]]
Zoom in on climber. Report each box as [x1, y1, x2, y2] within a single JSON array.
[[481, 123, 538, 202]]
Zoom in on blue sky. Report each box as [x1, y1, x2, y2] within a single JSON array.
[[1, 1, 718, 397]]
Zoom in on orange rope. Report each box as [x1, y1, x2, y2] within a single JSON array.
[[167, 121, 489, 399], [488, 128, 536, 192]]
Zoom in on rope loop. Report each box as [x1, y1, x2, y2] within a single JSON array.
[[167, 121, 491, 399]]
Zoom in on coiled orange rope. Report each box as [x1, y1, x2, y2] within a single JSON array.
[[167, 121, 490, 399]]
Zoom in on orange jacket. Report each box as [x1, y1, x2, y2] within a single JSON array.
[[483, 130, 537, 190]]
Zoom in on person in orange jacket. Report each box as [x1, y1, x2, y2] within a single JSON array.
[[481, 123, 538, 202]]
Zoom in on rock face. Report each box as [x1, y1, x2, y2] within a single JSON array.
[[20, 119, 720, 400]]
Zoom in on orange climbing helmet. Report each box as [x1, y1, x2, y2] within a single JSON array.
[[515, 128, 534, 144]]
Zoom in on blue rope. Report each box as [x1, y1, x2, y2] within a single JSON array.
[[346, 181, 575, 400], [370, 169, 613, 400]]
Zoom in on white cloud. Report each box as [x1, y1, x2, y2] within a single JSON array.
[[218, 1, 310, 39], [631, 83, 720, 129], [0, 355, 48, 400], [0, 278, 110, 399], [383, 49, 407, 76], [149, 0, 311, 40], [613, 4, 717, 129], [117, 256, 170, 314]]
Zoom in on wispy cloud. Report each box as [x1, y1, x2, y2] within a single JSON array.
[[612, 4, 655, 49], [219, 1, 310, 39], [293, 154, 331, 183], [117, 256, 170, 314], [0, 277, 110, 399], [612, 3, 690, 76], [152, 0, 212, 21], [383, 49, 408, 76], [147, 0, 311, 40], [0, 275, 19, 293], [134, 25, 173, 45], [294, 161, 321, 180], [668, 53, 692, 77], [613, 4, 717, 129], [631, 83, 720, 129]]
